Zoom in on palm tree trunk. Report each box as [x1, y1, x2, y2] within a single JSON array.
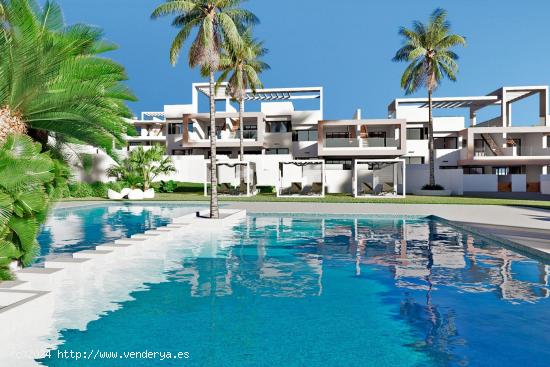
[[239, 98, 245, 187], [209, 70, 219, 218], [27, 128, 49, 152], [428, 89, 436, 187], [0, 106, 28, 143]]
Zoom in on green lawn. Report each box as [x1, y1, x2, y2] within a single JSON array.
[[61, 191, 550, 210]]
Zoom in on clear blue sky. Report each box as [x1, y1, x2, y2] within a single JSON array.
[[50, 0, 550, 124]]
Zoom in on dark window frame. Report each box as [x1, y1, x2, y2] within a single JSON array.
[[406, 127, 428, 140], [266, 121, 291, 133], [434, 137, 458, 149], [404, 157, 425, 165], [292, 130, 318, 142], [265, 148, 290, 155]]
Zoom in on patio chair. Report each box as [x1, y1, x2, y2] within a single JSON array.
[[311, 182, 323, 195], [238, 182, 248, 195], [218, 183, 231, 195], [382, 182, 395, 195], [361, 182, 374, 195], [290, 182, 302, 195]]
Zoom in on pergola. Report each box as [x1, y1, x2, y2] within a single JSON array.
[[277, 160, 325, 197], [204, 160, 257, 197], [353, 159, 406, 198]]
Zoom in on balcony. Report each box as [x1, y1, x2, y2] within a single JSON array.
[[324, 137, 399, 149], [318, 119, 406, 157]]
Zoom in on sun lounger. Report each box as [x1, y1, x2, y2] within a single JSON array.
[[311, 182, 323, 195], [382, 182, 395, 194], [218, 183, 231, 195], [361, 182, 373, 195], [238, 182, 247, 195], [290, 182, 302, 195]]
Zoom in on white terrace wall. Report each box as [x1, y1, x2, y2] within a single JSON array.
[[406, 165, 463, 195], [511, 175, 527, 192], [326, 169, 352, 194], [463, 174, 498, 192], [541, 175, 550, 195], [157, 154, 293, 187]]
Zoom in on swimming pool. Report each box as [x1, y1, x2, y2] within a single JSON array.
[[38, 215, 550, 366], [36, 203, 206, 264]]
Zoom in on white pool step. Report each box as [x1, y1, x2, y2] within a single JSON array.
[[97, 242, 134, 251], [0, 280, 28, 290], [44, 257, 91, 269], [14, 267, 65, 290], [73, 249, 114, 259]]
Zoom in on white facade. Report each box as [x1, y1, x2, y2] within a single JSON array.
[[114, 83, 550, 195]]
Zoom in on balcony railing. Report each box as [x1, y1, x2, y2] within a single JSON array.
[[475, 146, 550, 157], [324, 137, 399, 149]]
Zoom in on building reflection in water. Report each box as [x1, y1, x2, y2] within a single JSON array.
[[162, 215, 548, 365], [169, 215, 549, 304]]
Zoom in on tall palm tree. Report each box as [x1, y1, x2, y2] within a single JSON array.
[[217, 28, 269, 184], [151, 0, 258, 218], [0, 0, 136, 153], [393, 8, 465, 188]]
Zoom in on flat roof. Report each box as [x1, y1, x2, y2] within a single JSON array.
[[193, 83, 322, 102], [389, 85, 548, 112]]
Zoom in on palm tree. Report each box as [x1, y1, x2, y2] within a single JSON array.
[[0, 0, 136, 153], [217, 28, 269, 185], [393, 8, 465, 188], [151, 0, 258, 218], [108, 146, 176, 191]]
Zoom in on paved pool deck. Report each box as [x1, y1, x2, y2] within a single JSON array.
[[55, 201, 550, 258]]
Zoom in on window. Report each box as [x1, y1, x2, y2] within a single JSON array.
[[463, 167, 484, 174], [493, 167, 509, 176], [406, 127, 428, 140], [434, 137, 457, 149], [243, 124, 257, 139], [547, 135, 550, 147], [439, 166, 458, 170], [266, 121, 291, 133], [292, 130, 318, 142], [172, 149, 186, 155], [325, 159, 352, 170], [168, 123, 183, 135], [265, 148, 289, 155], [188, 123, 194, 133], [404, 157, 425, 165]]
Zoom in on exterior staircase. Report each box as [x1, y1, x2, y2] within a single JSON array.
[[481, 134, 503, 156]]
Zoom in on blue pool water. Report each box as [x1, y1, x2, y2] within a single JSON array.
[[36, 203, 205, 264], [39, 216, 550, 366]]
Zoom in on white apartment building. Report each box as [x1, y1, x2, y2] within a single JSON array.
[[125, 83, 550, 195]]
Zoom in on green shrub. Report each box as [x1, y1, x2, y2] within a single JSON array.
[[0, 135, 55, 280], [257, 186, 275, 194], [158, 180, 178, 193], [67, 181, 124, 198], [68, 182, 94, 198], [421, 184, 445, 190], [173, 182, 204, 193]]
